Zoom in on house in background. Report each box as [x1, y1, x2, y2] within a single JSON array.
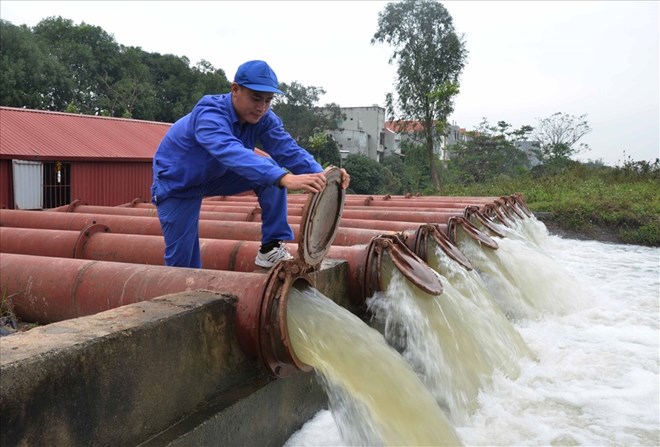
[[445, 123, 470, 151], [0, 107, 170, 209], [330, 106, 396, 163], [332, 109, 541, 170], [384, 120, 448, 160]]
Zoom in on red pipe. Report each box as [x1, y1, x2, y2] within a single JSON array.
[[129, 202, 273, 214], [58, 203, 462, 226], [209, 194, 501, 206], [0, 210, 393, 246], [1, 209, 164, 235], [0, 252, 311, 378], [57, 201, 452, 232], [347, 194, 502, 202], [200, 198, 533, 226], [0, 227, 443, 309], [56, 204, 259, 222], [128, 201, 461, 222], [339, 209, 459, 224], [126, 195, 528, 220], [130, 193, 513, 208], [134, 200, 468, 214], [0, 225, 280, 273], [340, 204, 469, 212], [338, 218, 447, 233]]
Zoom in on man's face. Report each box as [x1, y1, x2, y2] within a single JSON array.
[[231, 83, 274, 124]]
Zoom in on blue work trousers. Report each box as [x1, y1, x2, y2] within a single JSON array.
[[154, 168, 292, 268]]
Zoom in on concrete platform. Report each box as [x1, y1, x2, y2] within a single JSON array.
[[0, 260, 353, 447]]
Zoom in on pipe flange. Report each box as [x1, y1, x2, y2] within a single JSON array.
[[411, 224, 473, 270], [365, 235, 443, 298], [512, 193, 533, 217], [62, 199, 86, 213], [464, 206, 506, 238], [259, 260, 313, 378], [479, 204, 497, 220], [447, 216, 499, 250], [495, 198, 517, 221], [502, 196, 525, 219], [429, 225, 474, 271], [247, 208, 260, 222], [297, 167, 345, 268], [72, 223, 110, 258], [410, 225, 434, 261]]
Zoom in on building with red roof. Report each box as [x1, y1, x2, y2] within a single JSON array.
[[0, 107, 170, 209]]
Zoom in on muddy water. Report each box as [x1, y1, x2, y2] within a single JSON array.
[[287, 284, 462, 446], [367, 252, 533, 422]]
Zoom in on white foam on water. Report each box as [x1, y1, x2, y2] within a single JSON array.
[[286, 225, 659, 447], [366, 251, 532, 423], [457, 219, 595, 319], [455, 235, 659, 446]]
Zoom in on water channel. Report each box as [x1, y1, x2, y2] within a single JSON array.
[[285, 219, 659, 446]]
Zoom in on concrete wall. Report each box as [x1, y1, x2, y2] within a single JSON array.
[[0, 260, 353, 447], [331, 106, 386, 162]]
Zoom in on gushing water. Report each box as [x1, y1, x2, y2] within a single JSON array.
[[454, 234, 659, 446], [287, 215, 659, 446], [456, 217, 593, 319], [478, 211, 550, 248], [286, 284, 462, 446], [366, 245, 533, 423]]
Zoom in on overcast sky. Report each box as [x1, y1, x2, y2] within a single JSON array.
[[2, 0, 658, 165]]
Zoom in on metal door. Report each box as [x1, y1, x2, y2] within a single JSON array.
[[12, 160, 43, 209]]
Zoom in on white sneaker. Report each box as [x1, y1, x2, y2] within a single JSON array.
[[255, 242, 294, 268]]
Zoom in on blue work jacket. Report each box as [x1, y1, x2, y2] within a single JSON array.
[[151, 93, 322, 200]]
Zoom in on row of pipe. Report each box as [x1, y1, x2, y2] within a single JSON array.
[[55, 201, 463, 227], [0, 182, 531, 377], [0, 251, 307, 377], [0, 226, 444, 308], [0, 207, 495, 280]]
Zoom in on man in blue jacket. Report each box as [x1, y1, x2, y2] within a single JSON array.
[[151, 60, 349, 269]]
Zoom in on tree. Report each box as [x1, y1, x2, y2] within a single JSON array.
[[447, 119, 530, 184], [191, 60, 231, 99], [99, 45, 156, 118], [0, 20, 73, 110], [271, 81, 343, 147], [342, 154, 384, 194], [372, 0, 467, 191], [143, 52, 200, 122], [1, 16, 230, 122], [401, 140, 436, 192], [533, 112, 591, 164], [32, 16, 123, 115], [382, 153, 409, 193], [307, 133, 341, 167], [381, 166, 404, 194]]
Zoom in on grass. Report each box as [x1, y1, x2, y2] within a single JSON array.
[[1, 287, 38, 333], [440, 164, 660, 247]]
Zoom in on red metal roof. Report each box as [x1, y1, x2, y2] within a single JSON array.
[[0, 107, 171, 161], [385, 120, 425, 133]]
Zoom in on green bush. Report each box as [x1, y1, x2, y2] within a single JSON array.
[[439, 162, 659, 247]]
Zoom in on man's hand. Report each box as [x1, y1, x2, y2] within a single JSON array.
[[279, 173, 327, 193], [323, 166, 351, 190], [338, 168, 350, 189]]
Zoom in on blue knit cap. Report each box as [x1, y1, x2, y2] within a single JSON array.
[[234, 60, 284, 94]]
